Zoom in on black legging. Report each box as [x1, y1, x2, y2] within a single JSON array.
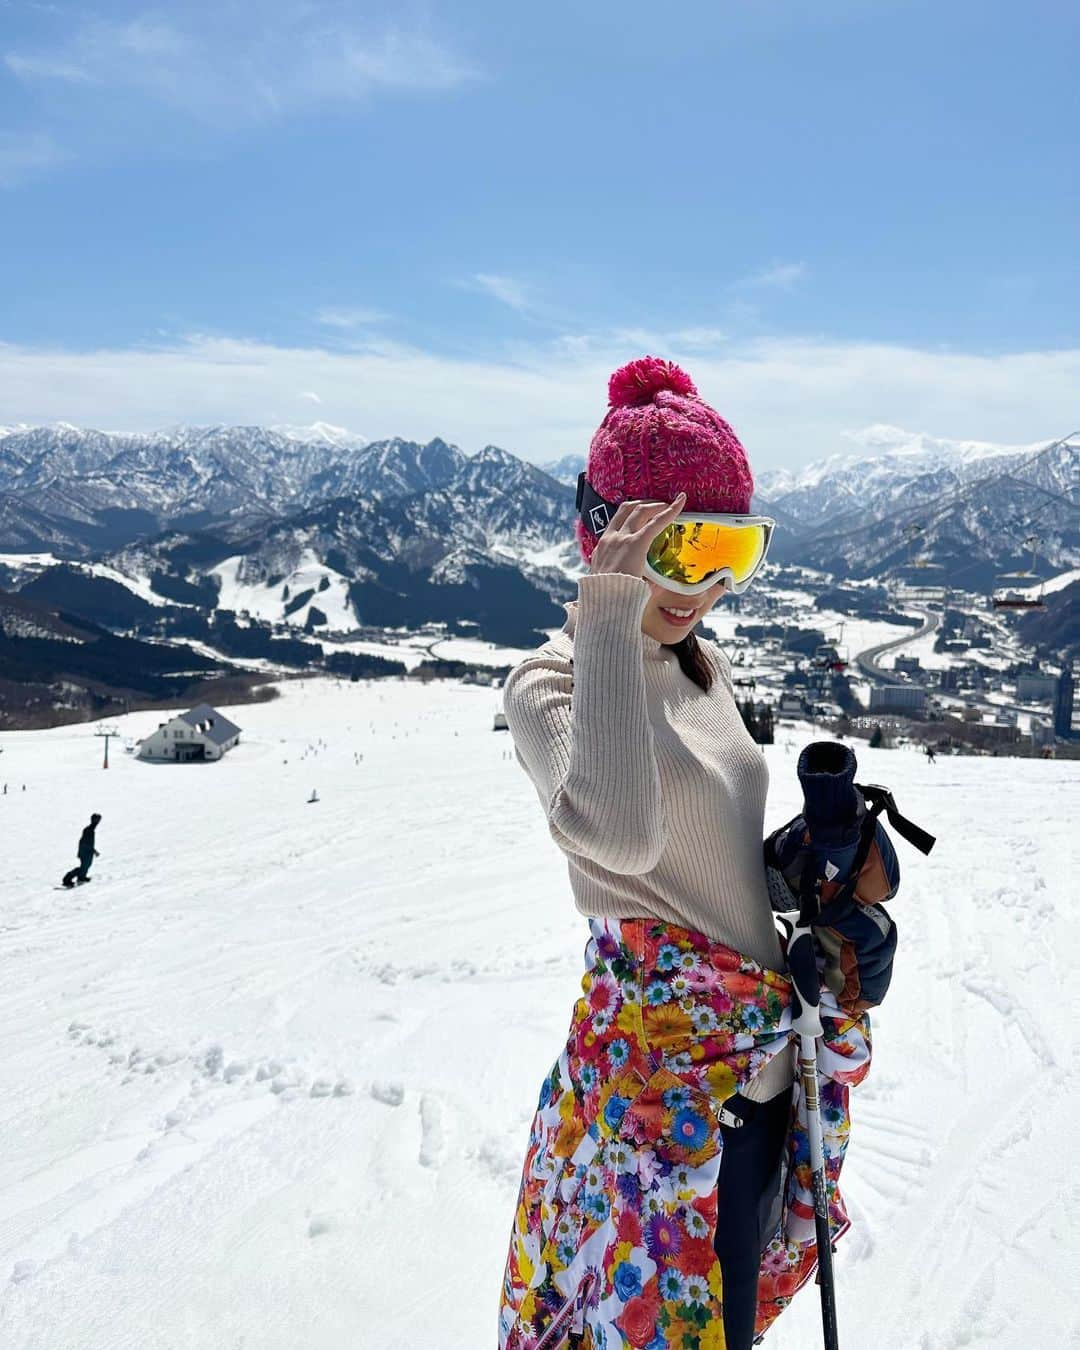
[[712, 1085, 793, 1349], [63, 854, 94, 887]]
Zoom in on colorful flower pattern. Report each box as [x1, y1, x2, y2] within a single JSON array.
[[497, 916, 871, 1348]]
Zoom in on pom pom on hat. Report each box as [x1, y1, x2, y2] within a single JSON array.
[[608, 356, 697, 408]]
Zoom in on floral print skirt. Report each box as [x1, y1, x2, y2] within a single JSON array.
[[497, 916, 872, 1349]]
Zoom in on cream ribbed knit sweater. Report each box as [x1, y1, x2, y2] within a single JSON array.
[[502, 570, 794, 1102]]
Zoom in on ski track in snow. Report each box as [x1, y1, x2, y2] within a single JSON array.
[[0, 677, 1076, 1347]]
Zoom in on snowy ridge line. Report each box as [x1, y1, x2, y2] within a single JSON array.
[[756, 424, 1075, 497]]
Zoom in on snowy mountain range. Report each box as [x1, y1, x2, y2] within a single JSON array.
[[0, 424, 462, 550], [756, 430, 1078, 588], [0, 420, 1076, 647], [752, 425, 1076, 530]]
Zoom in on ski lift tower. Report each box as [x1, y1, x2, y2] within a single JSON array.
[[94, 724, 121, 768], [812, 622, 849, 674]]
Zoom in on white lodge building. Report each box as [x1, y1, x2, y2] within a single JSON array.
[[137, 702, 242, 763]]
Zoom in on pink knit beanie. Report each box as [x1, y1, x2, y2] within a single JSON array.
[[575, 355, 754, 565]]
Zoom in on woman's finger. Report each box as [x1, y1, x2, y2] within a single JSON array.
[[628, 493, 685, 530]]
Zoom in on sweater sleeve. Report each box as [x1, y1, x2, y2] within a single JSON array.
[[503, 571, 666, 875]]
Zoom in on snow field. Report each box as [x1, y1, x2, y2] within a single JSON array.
[[0, 676, 1076, 1347]]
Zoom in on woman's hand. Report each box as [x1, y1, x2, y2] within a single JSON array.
[[588, 492, 686, 582]]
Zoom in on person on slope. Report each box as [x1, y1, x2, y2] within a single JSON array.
[[496, 357, 872, 1350], [62, 812, 102, 888]]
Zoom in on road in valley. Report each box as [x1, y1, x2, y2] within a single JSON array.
[[854, 603, 940, 685]]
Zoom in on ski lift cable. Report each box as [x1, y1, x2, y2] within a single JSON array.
[[943, 475, 1077, 590], [1010, 481, 1080, 535], [888, 428, 1079, 555]]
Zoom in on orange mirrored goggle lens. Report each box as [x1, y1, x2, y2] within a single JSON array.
[[646, 520, 769, 586]]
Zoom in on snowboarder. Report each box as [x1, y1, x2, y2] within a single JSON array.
[[496, 358, 871, 1350], [925, 744, 937, 764], [62, 813, 102, 888]]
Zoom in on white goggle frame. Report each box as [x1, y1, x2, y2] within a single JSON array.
[[643, 513, 775, 597]]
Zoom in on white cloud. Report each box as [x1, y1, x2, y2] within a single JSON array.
[[315, 307, 389, 329], [4, 11, 480, 130], [313, 28, 479, 95], [668, 327, 730, 348], [1, 330, 1078, 471], [0, 130, 65, 187], [735, 261, 808, 290], [299, 390, 322, 404], [4, 54, 95, 82], [469, 274, 531, 313]]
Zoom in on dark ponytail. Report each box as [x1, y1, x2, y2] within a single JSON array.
[[670, 629, 715, 692]]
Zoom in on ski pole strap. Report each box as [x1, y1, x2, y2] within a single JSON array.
[[857, 783, 936, 856], [824, 782, 936, 912]]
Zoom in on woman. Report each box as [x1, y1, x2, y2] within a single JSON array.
[[496, 357, 871, 1349]]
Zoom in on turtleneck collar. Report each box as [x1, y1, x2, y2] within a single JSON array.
[[560, 598, 671, 660]]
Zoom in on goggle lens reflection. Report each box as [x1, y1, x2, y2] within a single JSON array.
[[647, 520, 769, 586]]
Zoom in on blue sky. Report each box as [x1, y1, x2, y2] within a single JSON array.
[[1, 0, 1077, 467]]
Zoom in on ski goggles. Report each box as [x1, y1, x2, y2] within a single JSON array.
[[576, 473, 775, 596]]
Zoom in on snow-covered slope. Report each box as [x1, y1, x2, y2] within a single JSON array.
[[209, 548, 356, 630], [0, 679, 1074, 1347]]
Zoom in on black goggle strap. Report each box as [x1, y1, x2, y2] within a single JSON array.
[[576, 472, 621, 537]]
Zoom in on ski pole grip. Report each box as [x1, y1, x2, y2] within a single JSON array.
[[786, 920, 823, 1038]]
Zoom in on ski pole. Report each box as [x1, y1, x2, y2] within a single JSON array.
[[785, 893, 839, 1350]]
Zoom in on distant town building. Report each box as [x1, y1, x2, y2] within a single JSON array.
[[894, 655, 922, 674], [870, 685, 927, 714], [137, 702, 241, 763], [1055, 664, 1075, 739], [941, 715, 1021, 749], [1016, 674, 1058, 703], [939, 668, 960, 691]]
